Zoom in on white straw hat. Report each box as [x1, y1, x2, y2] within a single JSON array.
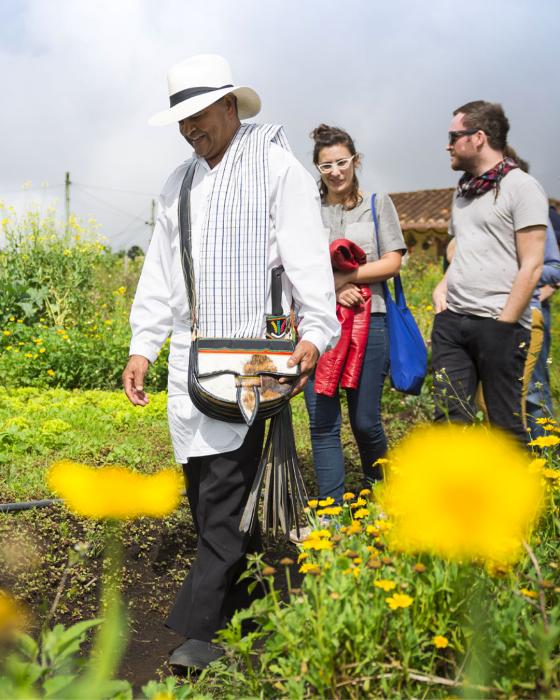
[[149, 54, 261, 126]]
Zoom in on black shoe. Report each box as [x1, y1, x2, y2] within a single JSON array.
[[169, 639, 225, 672]]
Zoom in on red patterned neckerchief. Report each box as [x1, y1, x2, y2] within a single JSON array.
[[456, 157, 519, 199]]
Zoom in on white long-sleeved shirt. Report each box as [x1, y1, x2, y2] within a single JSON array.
[[129, 143, 339, 461]]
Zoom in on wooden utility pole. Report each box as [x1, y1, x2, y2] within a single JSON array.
[[65, 171, 71, 230]]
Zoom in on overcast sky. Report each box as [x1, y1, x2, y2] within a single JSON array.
[[1, 0, 558, 251]]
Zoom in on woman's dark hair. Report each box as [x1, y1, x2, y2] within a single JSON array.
[[310, 124, 361, 208]]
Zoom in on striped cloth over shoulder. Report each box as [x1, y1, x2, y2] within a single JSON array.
[[197, 123, 291, 338]]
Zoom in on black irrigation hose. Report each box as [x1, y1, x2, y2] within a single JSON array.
[[0, 492, 188, 514], [0, 499, 62, 513]]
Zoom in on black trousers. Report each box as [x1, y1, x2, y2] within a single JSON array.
[[166, 420, 266, 642], [431, 310, 530, 445]]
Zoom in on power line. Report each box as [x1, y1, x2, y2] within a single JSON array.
[[73, 182, 157, 197], [77, 186, 147, 221]]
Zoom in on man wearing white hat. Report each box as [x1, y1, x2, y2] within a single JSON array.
[[122, 54, 338, 671]]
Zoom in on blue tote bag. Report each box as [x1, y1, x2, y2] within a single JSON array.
[[371, 194, 427, 395]]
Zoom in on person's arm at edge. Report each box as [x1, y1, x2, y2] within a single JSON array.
[[122, 198, 174, 405], [498, 225, 546, 323], [432, 239, 455, 313]]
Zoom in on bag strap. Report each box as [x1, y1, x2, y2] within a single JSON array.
[[370, 193, 408, 310], [178, 160, 199, 334]]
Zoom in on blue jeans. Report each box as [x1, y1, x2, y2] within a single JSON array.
[[304, 314, 389, 503]]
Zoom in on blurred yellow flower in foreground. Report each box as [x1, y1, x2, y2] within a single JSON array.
[[378, 425, 543, 564], [374, 579, 396, 591], [48, 460, 183, 519], [0, 589, 26, 638]]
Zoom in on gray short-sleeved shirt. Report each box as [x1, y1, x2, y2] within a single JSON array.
[[321, 192, 406, 313], [447, 169, 549, 328]]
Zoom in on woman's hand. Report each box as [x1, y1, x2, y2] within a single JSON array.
[[336, 283, 363, 308]]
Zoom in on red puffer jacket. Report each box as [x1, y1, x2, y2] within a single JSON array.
[[314, 239, 371, 397]]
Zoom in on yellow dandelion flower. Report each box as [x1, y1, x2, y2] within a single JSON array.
[[374, 458, 389, 465], [378, 425, 543, 564], [528, 435, 560, 448], [2, 330, 12, 336], [301, 538, 333, 551], [47, 369, 55, 377], [47, 460, 182, 519], [353, 508, 369, 520], [528, 458, 546, 473], [306, 529, 331, 539], [299, 562, 321, 575], [318, 497, 335, 507], [359, 488, 371, 496], [374, 579, 396, 591], [519, 588, 538, 599], [366, 525, 379, 536], [350, 497, 367, 508], [386, 593, 413, 610], [343, 492, 356, 501], [346, 520, 362, 535], [39, 347, 46, 354], [307, 499, 318, 508], [373, 519, 391, 532], [542, 468, 560, 481], [535, 417, 555, 425], [297, 552, 309, 563], [432, 635, 449, 648], [316, 506, 343, 517]]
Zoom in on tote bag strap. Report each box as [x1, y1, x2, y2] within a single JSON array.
[[178, 159, 199, 333], [370, 193, 408, 310]]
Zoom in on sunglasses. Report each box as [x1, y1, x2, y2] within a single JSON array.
[[316, 155, 356, 174], [448, 129, 479, 145]]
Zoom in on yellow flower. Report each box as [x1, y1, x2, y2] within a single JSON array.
[[0, 590, 26, 638], [528, 435, 560, 448], [47, 369, 55, 377], [2, 330, 12, 336], [359, 488, 371, 496], [302, 538, 333, 551], [318, 497, 335, 507], [343, 492, 356, 501], [535, 417, 556, 425], [299, 562, 321, 575], [386, 593, 413, 610], [366, 525, 379, 535], [316, 506, 342, 517], [350, 497, 367, 508], [432, 635, 449, 649], [378, 425, 543, 564], [306, 529, 331, 539], [528, 458, 546, 473], [374, 458, 389, 465], [346, 520, 362, 535], [39, 347, 46, 353], [307, 499, 318, 508], [353, 508, 369, 520], [374, 579, 396, 591], [519, 588, 538, 599], [542, 468, 560, 482], [47, 460, 182, 519]]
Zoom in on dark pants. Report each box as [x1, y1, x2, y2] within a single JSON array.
[[303, 314, 390, 503], [431, 310, 530, 444], [166, 420, 266, 642]]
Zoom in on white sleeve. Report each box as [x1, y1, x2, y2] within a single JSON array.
[[128, 198, 174, 362], [272, 153, 340, 355]]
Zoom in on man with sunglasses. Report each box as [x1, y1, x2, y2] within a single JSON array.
[[431, 100, 548, 444]]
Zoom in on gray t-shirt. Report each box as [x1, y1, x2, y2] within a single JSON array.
[[447, 169, 549, 328], [321, 193, 406, 313]]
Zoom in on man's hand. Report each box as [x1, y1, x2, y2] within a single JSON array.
[[285, 340, 319, 396], [122, 355, 150, 406], [432, 279, 448, 314], [336, 283, 363, 308], [539, 284, 557, 304]]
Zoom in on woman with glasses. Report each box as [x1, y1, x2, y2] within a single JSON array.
[[305, 123, 406, 504]]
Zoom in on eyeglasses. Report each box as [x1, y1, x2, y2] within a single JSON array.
[[448, 129, 479, 145], [316, 155, 356, 174]]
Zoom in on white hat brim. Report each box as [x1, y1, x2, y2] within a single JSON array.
[[148, 85, 261, 126]]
